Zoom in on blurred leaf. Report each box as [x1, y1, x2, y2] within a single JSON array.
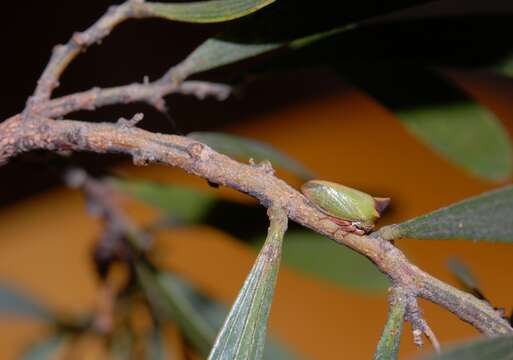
[[493, 53, 513, 78], [137, 265, 216, 357], [188, 132, 315, 179], [329, 63, 513, 182], [145, 326, 167, 360], [447, 258, 480, 291], [109, 326, 134, 360], [373, 296, 405, 360], [421, 336, 513, 360], [113, 180, 216, 224], [20, 334, 66, 360], [385, 185, 513, 242], [397, 102, 512, 181], [0, 283, 54, 321], [165, 274, 302, 360], [276, 231, 389, 292], [447, 258, 486, 301], [145, 0, 276, 23], [208, 208, 286, 360]]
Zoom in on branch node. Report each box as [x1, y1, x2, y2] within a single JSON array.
[[187, 142, 209, 161], [117, 113, 144, 128], [132, 151, 151, 166], [250, 158, 275, 176], [72, 32, 89, 47]]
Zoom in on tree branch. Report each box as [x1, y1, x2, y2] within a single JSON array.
[[1, 115, 511, 339], [38, 79, 232, 118], [28, 0, 151, 107]]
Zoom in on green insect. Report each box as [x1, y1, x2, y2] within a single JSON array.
[[301, 180, 390, 235]]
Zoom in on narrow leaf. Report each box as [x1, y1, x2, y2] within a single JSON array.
[[208, 208, 287, 360], [387, 185, 513, 242], [0, 283, 54, 321], [373, 293, 406, 360], [421, 336, 513, 360], [188, 132, 315, 179], [137, 265, 216, 357], [20, 334, 66, 360], [163, 274, 302, 360], [333, 62, 513, 181], [277, 231, 389, 292], [145, 0, 276, 23], [176, 26, 353, 77], [177, 38, 280, 75], [109, 326, 134, 360], [447, 258, 480, 292], [145, 326, 167, 360], [397, 102, 512, 181], [113, 180, 216, 224], [174, 0, 432, 76], [493, 53, 513, 78]]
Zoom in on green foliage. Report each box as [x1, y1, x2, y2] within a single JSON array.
[[178, 38, 281, 75], [0, 283, 55, 322], [137, 264, 216, 356], [188, 132, 315, 179], [20, 335, 66, 360], [332, 63, 513, 182], [145, 327, 167, 360], [176, 0, 429, 76], [279, 231, 389, 292], [208, 209, 285, 360], [447, 258, 480, 292], [397, 103, 512, 181], [113, 180, 216, 224], [145, 0, 277, 23], [421, 336, 513, 360], [161, 273, 302, 360], [389, 185, 513, 242], [373, 297, 405, 360], [172, 1, 513, 181]]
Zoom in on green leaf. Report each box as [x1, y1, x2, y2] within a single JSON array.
[[277, 231, 389, 292], [174, 0, 435, 76], [447, 258, 487, 301], [137, 265, 216, 357], [421, 336, 513, 360], [492, 53, 513, 78], [373, 294, 406, 360], [397, 102, 512, 181], [162, 274, 302, 360], [384, 185, 513, 242], [0, 283, 54, 321], [113, 180, 216, 224], [188, 132, 315, 179], [208, 208, 287, 360], [20, 334, 66, 360], [144, 0, 277, 23], [447, 258, 480, 291], [145, 326, 167, 360], [332, 63, 512, 182], [177, 38, 281, 75]]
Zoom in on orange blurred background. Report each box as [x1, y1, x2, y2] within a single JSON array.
[[0, 69, 512, 359]]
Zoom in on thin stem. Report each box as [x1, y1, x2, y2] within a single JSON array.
[[28, 0, 150, 106]]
